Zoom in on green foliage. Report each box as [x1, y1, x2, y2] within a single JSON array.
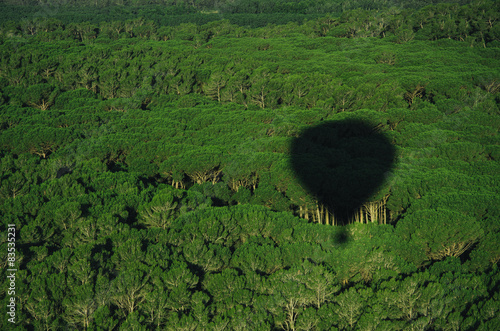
[[22, 84, 60, 110], [0, 2, 499, 329], [53, 89, 100, 110], [397, 208, 484, 262]]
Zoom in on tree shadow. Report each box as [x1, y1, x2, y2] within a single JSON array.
[[290, 119, 396, 229]]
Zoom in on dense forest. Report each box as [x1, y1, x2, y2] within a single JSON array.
[[0, 0, 499, 330]]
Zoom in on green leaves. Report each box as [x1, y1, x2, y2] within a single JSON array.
[[111, 269, 151, 317], [396, 208, 483, 262], [22, 83, 60, 110], [138, 189, 178, 229], [0, 3, 499, 330], [231, 237, 283, 275], [335, 287, 366, 330], [62, 284, 97, 330]]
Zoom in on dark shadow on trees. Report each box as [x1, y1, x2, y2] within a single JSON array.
[[290, 119, 396, 227]]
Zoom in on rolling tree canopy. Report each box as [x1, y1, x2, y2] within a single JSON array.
[[0, 1, 499, 329]]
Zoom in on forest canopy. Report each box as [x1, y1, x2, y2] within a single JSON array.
[[0, 0, 499, 330]]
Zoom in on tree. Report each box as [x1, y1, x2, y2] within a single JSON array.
[[138, 189, 178, 229], [143, 286, 170, 329], [202, 268, 246, 311], [25, 275, 58, 330], [162, 261, 199, 290], [397, 208, 483, 261], [203, 72, 227, 102], [99, 69, 121, 99], [335, 287, 365, 330], [183, 239, 230, 273], [63, 284, 97, 330], [111, 269, 151, 317], [0, 171, 28, 199], [223, 153, 260, 192], [182, 148, 223, 185], [303, 263, 339, 309], [22, 83, 59, 110], [267, 268, 316, 331], [66, 22, 98, 42], [404, 83, 427, 107], [230, 238, 283, 275], [54, 201, 81, 230]]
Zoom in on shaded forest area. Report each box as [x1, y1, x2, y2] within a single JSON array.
[[0, 0, 500, 330]]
